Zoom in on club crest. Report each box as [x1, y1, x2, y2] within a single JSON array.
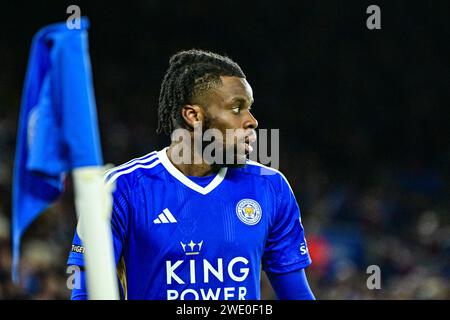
[[236, 199, 262, 226]]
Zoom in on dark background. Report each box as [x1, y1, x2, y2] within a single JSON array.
[[0, 0, 449, 299]]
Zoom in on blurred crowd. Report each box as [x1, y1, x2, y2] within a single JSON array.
[[0, 1, 449, 300], [0, 110, 448, 299]]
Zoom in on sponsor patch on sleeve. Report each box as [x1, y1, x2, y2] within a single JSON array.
[[71, 244, 85, 254]]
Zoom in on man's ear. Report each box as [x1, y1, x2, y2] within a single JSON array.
[[181, 104, 204, 130]]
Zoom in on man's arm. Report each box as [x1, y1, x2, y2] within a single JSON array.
[[266, 268, 315, 300], [262, 171, 315, 298]]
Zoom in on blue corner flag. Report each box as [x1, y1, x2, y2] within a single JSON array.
[[12, 17, 103, 282]]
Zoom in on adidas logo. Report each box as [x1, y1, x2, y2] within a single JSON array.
[[153, 208, 177, 224]]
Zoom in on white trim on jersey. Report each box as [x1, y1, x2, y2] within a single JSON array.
[[104, 151, 158, 180], [246, 160, 294, 194], [157, 147, 227, 195], [245, 159, 278, 173], [106, 160, 162, 186]]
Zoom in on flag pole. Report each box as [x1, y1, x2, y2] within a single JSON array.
[[72, 166, 119, 300]]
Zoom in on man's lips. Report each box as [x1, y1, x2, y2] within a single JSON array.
[[244, 131, 257, 153], [244, 131, 257, 144], [245, 134, 257, 144]]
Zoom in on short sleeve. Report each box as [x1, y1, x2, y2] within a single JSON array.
[[67, 177, 130, 267], [262, 174, 312, 274]]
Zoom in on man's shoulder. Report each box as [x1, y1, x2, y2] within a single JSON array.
[[235, 160, 292, 192], [104, 150, 165, 188]]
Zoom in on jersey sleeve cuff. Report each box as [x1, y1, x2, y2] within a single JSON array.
[[67, 255, 85, 268], [263, 256, 312, 275]]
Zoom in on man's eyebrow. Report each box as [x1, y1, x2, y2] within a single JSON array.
[[229, 96, 254, 105]]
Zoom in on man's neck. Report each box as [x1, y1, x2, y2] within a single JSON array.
[[166, 143, 219, 177]]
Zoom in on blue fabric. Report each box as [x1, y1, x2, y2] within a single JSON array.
[[68, 150, 312, 300], [71, 271, 125, 300], [71, 270, 87, 300], [12, 17, 102, 282], [267, 269, 315, 300], [71, 269, 316, 300], [187, 174, 216, 187]]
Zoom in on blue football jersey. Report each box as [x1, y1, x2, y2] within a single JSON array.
[[67, 147, 312, 300]]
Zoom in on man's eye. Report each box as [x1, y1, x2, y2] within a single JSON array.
[[232, 107, 240, 114]]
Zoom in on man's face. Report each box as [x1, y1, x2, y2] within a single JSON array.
[[201, 76, 258, 167]]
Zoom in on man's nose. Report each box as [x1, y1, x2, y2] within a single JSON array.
[[243, 111, 258, 130]]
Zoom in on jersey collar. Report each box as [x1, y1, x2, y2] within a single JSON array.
[[157, 147, 227, 195]]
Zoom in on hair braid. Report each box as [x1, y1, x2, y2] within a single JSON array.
[[157, 49, 245, 135]]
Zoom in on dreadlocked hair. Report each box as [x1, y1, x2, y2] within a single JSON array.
[[157, 49, 246, 135]]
